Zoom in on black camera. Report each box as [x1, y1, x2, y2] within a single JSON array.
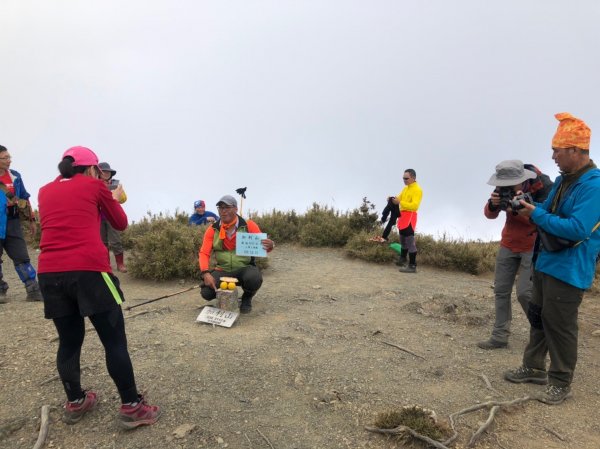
[[494, 187, 533, 212], [495, 187, 514, 211], [509, 192, 533, 211]]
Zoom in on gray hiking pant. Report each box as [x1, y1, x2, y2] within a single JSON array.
[[100, 219, 124, 255], [490, 246, 532, 343], [0, 218, 32, 267], [523, 270, 584, 387]]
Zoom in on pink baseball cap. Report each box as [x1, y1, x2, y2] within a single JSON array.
[[62, 146, 100, 167]]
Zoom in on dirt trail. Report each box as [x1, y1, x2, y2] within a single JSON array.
[[1, 245, 600, 449]]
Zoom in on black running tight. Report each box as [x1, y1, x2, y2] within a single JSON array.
[[53, 307, 138, 403]]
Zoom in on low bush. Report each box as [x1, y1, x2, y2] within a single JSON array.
[[126, 216, 205, 280], [345, 231, 398, 264], [253, 209, 301, 243], [122, 211, 189, 250], [23, 210, 41, 249], [417, 233, 498, 275], [298, 203, 353, 247]]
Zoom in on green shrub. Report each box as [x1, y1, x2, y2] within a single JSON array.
[[23, 210, 41, 249], [346, 197, 379, 233], [345, 231, 398, 263], [127, 217, 205, 280], [417, 233, 498, 274], [345, 231, 497, 274], [297, 203, 353, 247], [122, 210, 189, 250], [253, 209, 301, 243]]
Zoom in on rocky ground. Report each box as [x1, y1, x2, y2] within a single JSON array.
[[1, 244, 600, 449]]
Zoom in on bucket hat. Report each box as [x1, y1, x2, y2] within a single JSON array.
[[487, 160, 536, 186], [98, 162, 117, 176]]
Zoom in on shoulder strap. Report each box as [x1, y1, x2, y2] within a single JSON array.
[[572, 220, 600, 248]]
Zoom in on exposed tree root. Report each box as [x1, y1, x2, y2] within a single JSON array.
[[365, 425, 451, 449], [380, 340, 426, 360], [256, 428, 275, 449], [445, 396, 532, 447], [32, 405, 50, 449], [366, 395, 533, 448]]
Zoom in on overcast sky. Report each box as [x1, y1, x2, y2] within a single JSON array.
[[1, 0, 598, 240]]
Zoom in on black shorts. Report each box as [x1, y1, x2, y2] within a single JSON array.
[[399, 224, 415, 237], [39, 271, 125, 319]]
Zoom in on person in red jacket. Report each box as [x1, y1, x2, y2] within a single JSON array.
[[37, 146, 161, 428], [477, 160, 553, 350]]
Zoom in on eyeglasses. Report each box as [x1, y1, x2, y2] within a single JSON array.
[[0, 156, 11, 160], [217, 205, 235, 211], [402, 177, 410, 180]]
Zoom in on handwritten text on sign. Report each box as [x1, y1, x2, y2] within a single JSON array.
[[196, 306, 239, 328], [236, 233, 267, 258]]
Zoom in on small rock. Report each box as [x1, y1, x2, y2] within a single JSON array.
[[216, 436, 225, 444], [592, 330, 600, 337], [312, 285, 321, 289], [173, 423, 196, 439]]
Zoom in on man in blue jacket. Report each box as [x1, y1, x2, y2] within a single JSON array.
[[0, 145, 42, 301], [504, 113, 600, 405], [188, 200, 218, 226]]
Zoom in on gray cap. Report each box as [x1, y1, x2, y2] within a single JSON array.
[[487, 160, 536, 186], [216, 195, 238, 207], [98, 162, 117, 176]]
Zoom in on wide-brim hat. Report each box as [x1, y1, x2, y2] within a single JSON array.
[[487, 160, 536, 186], [98, 162, 117, 176]]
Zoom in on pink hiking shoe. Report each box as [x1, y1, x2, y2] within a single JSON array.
[[64, 390, 98, 424], [119, 394, 162, 430]]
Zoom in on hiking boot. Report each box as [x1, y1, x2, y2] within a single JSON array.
[[240, 299, 252, 314], [64, 391, 98, 424], [399, 264, 417, 273], [115, 253, 128, 273], [477, 339, 507, 350], [537, 384, 573, 405], [504, 366, 548, 385], [395, 256, 408, 267], [25, 281, 43, 301], [119, 394, 162, 429]]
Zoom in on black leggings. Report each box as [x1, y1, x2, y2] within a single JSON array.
[[53, 307, 138, 403]]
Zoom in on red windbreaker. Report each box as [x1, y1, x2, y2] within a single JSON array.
[[37, 174, 127, 273]]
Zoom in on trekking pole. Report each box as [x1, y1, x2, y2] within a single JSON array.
[[236, 187, 247, 216], [125, 285, 200, 311]]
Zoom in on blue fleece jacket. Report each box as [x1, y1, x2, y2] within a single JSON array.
[[531, 167, 600, 289], [188, 210, 218, 226], [0, 169, 31, 239]]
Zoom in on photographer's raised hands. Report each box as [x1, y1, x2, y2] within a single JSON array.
[[514, 190, 535, 217], [489, 191, 501, 207]]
